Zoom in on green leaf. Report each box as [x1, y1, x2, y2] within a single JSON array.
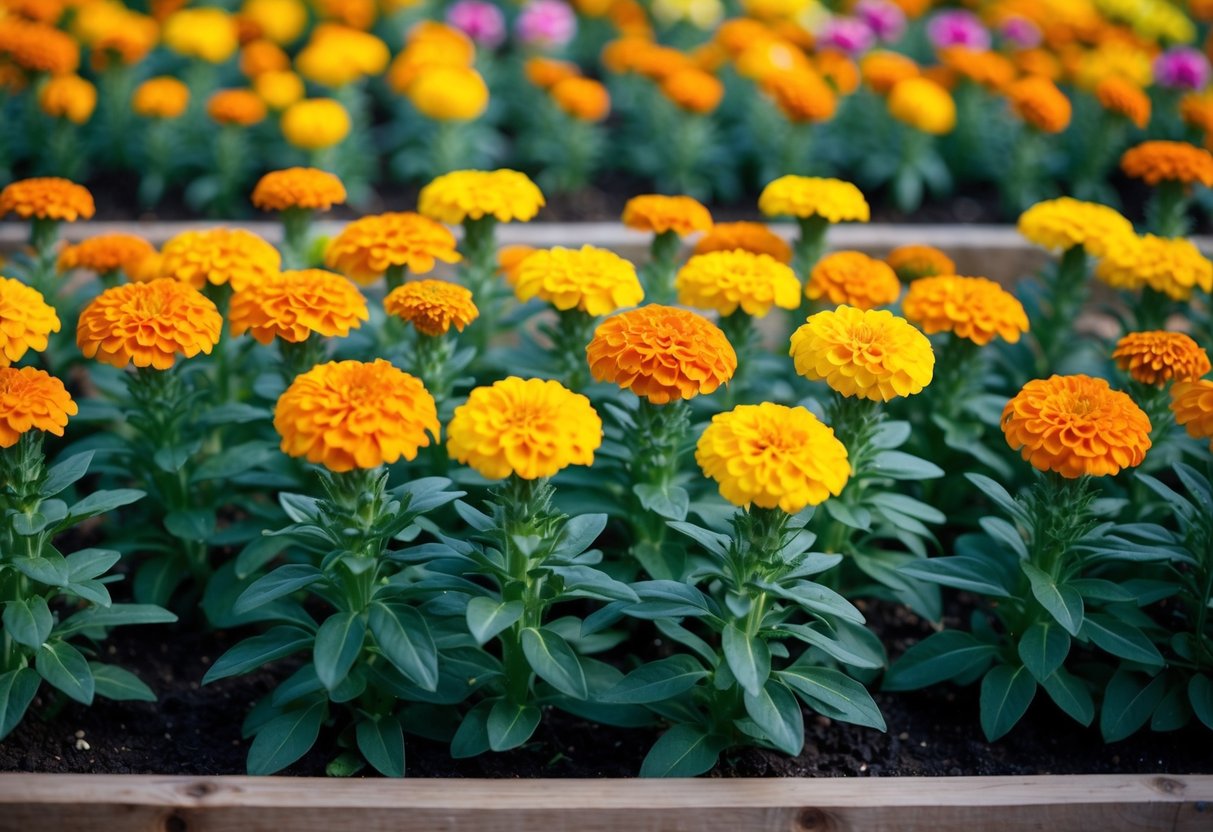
[[233, 564, 324, 615], [599, 655, 708, 704], [868, 451, 944, 480], [898, 557, 1013, 598], [1188, 674, 1213, 730], [1017, 622, 1070, 683], [1042, 668, 1094, 726], [965, 473, 1029, 523], [42, 451, 94, 497], [722, 623, 770, 698], [639, 725, 726, 778], [1101, 670, 1166, 742], [57, 603, 177, 635], [883, 631, 999, 691], [247, 701, 326, 775], [356, 717, 405, 777], [779, 666, 885, 730], [65, 489, 144, 523], [90, 663, 156, 702], [12, 554, 69, 587], [551, 565, 639, 602], [780, 623, 883, 670], [667, 521, 730, 558], [1082, 615, 1164, 668], [554, 513, 608, 556], [313, 612, 366, 691], [486, 698, 541, 752], [234, 536, 290, 580], [979, 664, 1036, 741], [204, 626, 313, 684], [465, 597, 524, 645], [633, 483, 689, 521], [1021, 563, 1083, 636], [521, 627, 588, 699], [35, 641, 94, 705], [743, 679, 804, 756], [3, 597, 52, 650], [65, 549, 120, 582], [164, 509, 216, 543], [1068, 579, 1134, 603], [1151, 680, 1191, 732], [980, 517, 1028, 559], [450, 700, 493, 759], [192, 441, 276, 482], [0, 667, 40, 740], [368, 602, 438, 692]]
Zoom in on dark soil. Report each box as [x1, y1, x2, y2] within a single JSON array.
[[1, 596, 1208, 779]]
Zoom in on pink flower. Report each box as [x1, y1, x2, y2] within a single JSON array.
[[516, 0, 577, 49], [819, 17, 876, 56], [855, 0, 906, 43], [446, 0, 507, 49], [926, 10, 991, 51], [999, 16, 1041, 49], [1154, 47, 1211, 91]]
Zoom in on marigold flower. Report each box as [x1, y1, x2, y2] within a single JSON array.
[[387, 38, 474, 94], [254, 70, 305, 111], [499, 245, 538, 283], [1113, 331, 1211, 387], [0, 367, 76, 448], [1180, 90, 1213, 134], [57, 234, 155, 277], [38, 74, 96, 124], [806, 251, 900, 310], [763, 68, 837, 123], [447, 377, 602, 480], [1171, 379, 1213, 449], [1095, 76, 1150, 129], [275, 359, 439, 473], [587, 305, 735, 404], [903, 275, 1029, 346], [1002, 375, 1152, 478], [550, 76, 611, 121], [0, 277, 59, 365], [162, 7, 239, 64], [511, 245, 643, 316], [672, 250, 797, 318], [1006, 76, 1071, 133], [693, 222, 792, 263], [252, 168, 347, 213], [324, 212, 461, 285], [407, 65, 490, 121], [885, 244, 955, 281], [1121, 140, 1213, 187], [1017, 197, 1133, 257], [759, 176, 869, 223], [159, 228, 281, 292], [0, 19, 78, 75], [385, 279, 479, 337], [0, 178, 94, 222], [790, 306, 934, 401], [887, 76, 956, 134], [280, 98, 351, 150], [207, 89, 267, 127], [815, 49, 860, 95], [229, 269, 367, 345], [77, 279, 222, 370], [860, 49, 919, 95], [241, 0, 308, 45], [75, 2, 157, 69], [240, 39, 291, 78], [1095, 233, 1213, 301], [299, 25, 389, 85], [695, 402, 850, 514], [622, 194, 712, 237], [525, 56, 580, 89], [419, 170, 545, 225], [660, 68, 725, 113], [938, 47, 1015, 90], [132, 77, 190, 119]]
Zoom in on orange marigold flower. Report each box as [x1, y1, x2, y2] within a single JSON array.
[[252, 167, 347, 213], [38, 74, 96, 124], [660, 68, 725, 113], [587, 305, 736, 404], [1121, 140, 1213, 187], [525, 56, 580, 89], [939, 47, 1016, 91], [1006, 76, 1071, 133], [512, 245, 643, 316], [806, 251, 900, 310], [207, 88, 267, 127], [903, 275, 1029, 346], [759, 176, 869, 222], [447, 376, 602, 480], [551, 76, 611, 122], [676, 250, 800, 318], [790, 306, 934, 401], [229, 269, 368, 344], [159, 228, 281, 292], [254, 70, 306, 111], [419, 170, 545, 225], [695, 402, 850, 514], [1113, 331, 1212, 387], [763, 68, 837, 123], [1095, 76, 1150, 129], [1171, 379, 1213, 449], [240, 39, 291, 77], [622, 194, 712, 236], [815, 49, 860, 95], [324, 212, 461, 285], [860, 50, 919, 95], [1017, 197, 1133, 257], [0, 177, 94, 222], [0, 367, 76, 448], [77, 279, 222, 370], [57, 234, 155, 276], [1002, 375, 1152, 478], [132, 77, 190, 119], [1180, 90, 1213, 134], [693, 221, 792, 263], [1095, 233, 1213, 301], [885, 244, 955, 281], [715, 18, 771, 57], [0, 18, 79, 75], [275, 359, 439, 472], [384, 279, 479, 337], [0, 277, 59, 365]]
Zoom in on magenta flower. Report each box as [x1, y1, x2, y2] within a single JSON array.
[[926, 10, 991, 51], [1154, 47, 1211, 91], [855, 0, 906, 43], [446, 0, 507, 49], [999, 16, 1041, 50], [516, 0, 577, 50], [818, 17, 876, 56]]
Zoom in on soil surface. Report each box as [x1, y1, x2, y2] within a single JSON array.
[[2, 597, 1208, 778]]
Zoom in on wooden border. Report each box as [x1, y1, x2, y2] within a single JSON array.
[[0, 774, 1209, 831]]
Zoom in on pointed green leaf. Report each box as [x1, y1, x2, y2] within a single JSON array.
[[486, 698, 541, 752], [599, 655, 708, 704], [979, 664, 1036, 741], [42, 451, 94, 497], [1042, 668, 1094, 726], [778, 666, 885, 730], [1101, 670, 1167, 742], [1188, 674, 1213, 730], [722, 623, 770, 698], [1021, 563, 1083, 635], [639, 725, 727, 777], [1082, 616, 1164, 668], [90, 663, 156, 702], [521, 627, 588, 699], [368, 602, 438, 692], [35, 641, 94, 705], [247, 701, 326, 775], [313, 612, 366, 691], [883, 630, 998, 691], [743, 679, 805, 756], [1017, 622, 1070, 683], [3, 597, 53, 650], [204, 626, 313, 684], [465, 597, 524, 645], [356, 716, 405, 777], [0, 668, 40, 740], [233, 564, 324, 615]]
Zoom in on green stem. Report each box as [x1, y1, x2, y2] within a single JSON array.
[[550, 309, 595, 391], [641, 231, 681, 305], [461, 217, 501, 360], [281, 208, 313, 269], [1033, 245, 1088, 375], [1149, 180, 1190, 239]]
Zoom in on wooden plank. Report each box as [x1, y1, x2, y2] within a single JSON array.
[[0, 774, 1208, 832]]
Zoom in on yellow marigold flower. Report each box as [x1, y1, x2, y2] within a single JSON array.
[[0, 19, 78, 75], [447, 377, 602, 480], [159, 228, 282, 292], [790, 306, 934, 401], [1002, 375, 1152, 478], [38, 74, 96, 124], [77, 279, 222, 370], [75, 2, 157, 69], [526, 57, 580, 89], [512, 245, 643, 316], [301, 24, 389, 82], [387, 39, 474, 94], [162, 8, 239, 64], [254, 70, 305, 111], [1113, 331, 1211, 387], [499, 245, 538, 283], [1121, 140, 1213, 188], [324, 212, 461, 285], [903, 275, 1029, 346], [280, 98, 351, 150], [884, 244, 955, 281], [763, 68, 837, 123], [587, 305, 736, 404], [384, 279, 479, 337], [861, 50, 919, 96], [551, 76, 611, 122], [207, 89, 267, 127], [252, 168, 347, 213], [0, 277, 59, 365], [275, 359, 439, 473], [127, 252, 162, 284], [407, 65, 490, 121], [1095, 233, 1213, 300], [758, 176, 870, 223], [57, 234, 155, 276], [806, 251, 900, 311], [1006, 76, 1071, 134], [695, 402, 850, 514], [676, 250, 800, 318], [660, 68, 725, 113], [0, 367, 76, 448], [132, 77, 190, 119], [1095, 76, 1150, 129], [0, 178, 94, 222], [1171, 379, 1213, 449], [622, 194, 712, 237], [887, 77, 957, 135], [1017, 197, 1133, 257], [241, 0, 308, 45], [229, 269, 368, 344], [693, 221, 792, 263], [419, 170, 545, 225]]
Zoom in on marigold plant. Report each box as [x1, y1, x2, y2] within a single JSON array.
[[1113, 332, 1211, 388], [693, 221, 792, 263], [675, 250, 800, 318], [384, 279, 480, 337], [902, 275, 1029, 346], [887, 77, 957, 135], [1121, 140, 1213, 187], [418, 169, 546, 225], [0, 366, 77, 447], [131, 77, 190, 119], [621, 194, 713, 236], [758, 176, 870, 224], [1171, 379, 1213, 448], [280, 98, 351, 150], [1095, 233, 1213, 302], [511, 245, 643, 316], [885, 244, 955, 281], [251, 168, 347, 213], [325, 212, 461, 286], [806, 251, 901, 310], [159, 228, 281, 293], [0, 177, 94, 223], [57, 234, 155, 278], [0, 277, 59, 366], [77, 279, 223, 370], [229, 269, 369, 345], [207, 89, 267, 127], [1017, 197, 1133, 257]]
